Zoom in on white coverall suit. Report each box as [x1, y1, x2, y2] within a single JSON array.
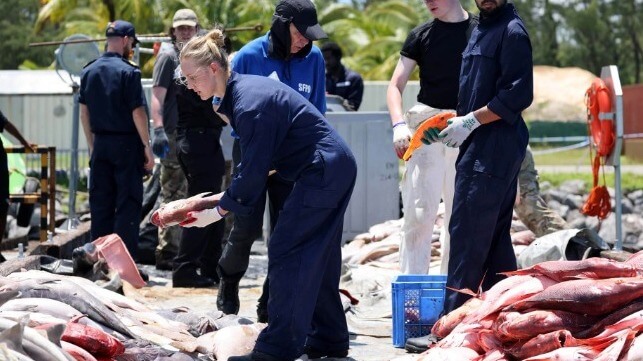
[[400, 104, 457, 275]]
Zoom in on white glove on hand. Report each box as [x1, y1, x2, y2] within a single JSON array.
[[439, 112, 480, 148], [393, 123, 412, 159], [180, 207, 224, 228]]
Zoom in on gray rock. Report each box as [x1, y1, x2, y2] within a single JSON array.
[[540, 180, 554, 192], [544, 189, 566, 203], [628, 189, 643, 201], [565, 209, 585, 225], [559, 180, 587, 195], [567, 217, 586, 229], [547, 200, 563, 211], [620, 198, 634, 214], [563, 194, 584, 210]]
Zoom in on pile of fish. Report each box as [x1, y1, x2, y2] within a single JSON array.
[[342, 219, 442, 270], [0, 270, 265, 360], [395, 251, 643, 360]]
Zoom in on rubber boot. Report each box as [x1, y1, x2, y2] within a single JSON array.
[[216, 266, 242, 314]]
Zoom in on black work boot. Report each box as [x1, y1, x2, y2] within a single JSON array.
[[304, 345, 349, 359], [217, 278, 240, 314], [172, 266, 215, 288], [256, 277, 269, 323], [404, 334, 441, 353]]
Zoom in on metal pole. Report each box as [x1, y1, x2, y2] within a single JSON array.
[[602, 65, 623, 251], [66, 83, 81, 230], [29, 25, 264, 47], [612, 72, 624, 252]]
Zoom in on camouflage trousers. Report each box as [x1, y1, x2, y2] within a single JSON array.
[[515, 145, 567, 237], [155, 131, 188, 262]]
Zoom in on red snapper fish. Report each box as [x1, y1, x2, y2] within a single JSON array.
[[501, 257, 641, 282], [626, 249, 643, 268], [508, 330, 578, 360], [463, 275, 557, 323], [432, 297, 483, 338], [492, 309, 597, 341], [522, 346, 603, 361], [575, 300, 643, 339], [508, 277, 643, 315], [624, 333, 643, 360], [150, 192, 219, 228]]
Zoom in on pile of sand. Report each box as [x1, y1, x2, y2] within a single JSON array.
[[525, 65, 596, 122]]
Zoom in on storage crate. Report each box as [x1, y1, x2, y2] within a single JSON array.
[[391, 274, 447, 347]]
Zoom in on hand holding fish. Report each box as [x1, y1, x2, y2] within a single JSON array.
[[150, 192, 223, 228], [180, 206, 226, 227]]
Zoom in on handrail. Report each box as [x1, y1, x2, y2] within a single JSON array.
[[5, 146, 56, 242]]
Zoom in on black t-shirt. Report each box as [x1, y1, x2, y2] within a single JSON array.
[[400, 14, 478, 109], [175, 83, 226, 131]]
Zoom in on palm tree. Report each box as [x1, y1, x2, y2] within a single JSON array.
[[35, 0, 163, 36], [319, 0, 425, 80]]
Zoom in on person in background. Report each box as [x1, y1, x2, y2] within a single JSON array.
[[178, 28, 356, 361], [423, 0, 533, 336], [321, 41, 364, 111], [386, 0, 476, 281], [216, 0, 327, 322], [0, 110, 35, 262], [79, 20, 154, 259], [516, 145, 567, 237], [172, 25, 230, 288], [150, 9, 196, 272]]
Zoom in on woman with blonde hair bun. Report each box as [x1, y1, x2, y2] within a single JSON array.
[[178, 29, 357, 361]]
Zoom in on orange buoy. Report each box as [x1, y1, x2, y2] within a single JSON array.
[[585, 78, 615, 157]]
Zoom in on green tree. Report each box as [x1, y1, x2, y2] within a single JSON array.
[[514, 0, 561, 66], [35, 0, 163, 36], [0, 0, 62, 69]]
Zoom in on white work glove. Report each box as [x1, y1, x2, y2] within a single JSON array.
[[439, 112, 480, 148], [393, 122, 412, 159], [180, 207, 224, 228]]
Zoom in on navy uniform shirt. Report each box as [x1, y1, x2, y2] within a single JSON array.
[[79, 52, 147, 134], [325, 65, 364, 111], [217, 72, 341, 216], [456, 3, 532, 179]]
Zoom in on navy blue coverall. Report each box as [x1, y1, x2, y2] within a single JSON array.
[[79, 52, 148, 260], [217, 72, 356, 360], [443, 3, 533, 314]]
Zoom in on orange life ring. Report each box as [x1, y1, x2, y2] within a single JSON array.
[[585, 78, 615, 157]]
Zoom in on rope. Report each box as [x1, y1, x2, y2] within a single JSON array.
[[531, 140, 589, 155], [581, 119, 611, 220]]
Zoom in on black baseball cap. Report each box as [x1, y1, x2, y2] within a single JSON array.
[[106, 20, 139, 45], [275, 0, 327, 41]]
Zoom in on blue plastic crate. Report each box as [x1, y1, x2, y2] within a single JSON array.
[[391, 274, 447, 347]]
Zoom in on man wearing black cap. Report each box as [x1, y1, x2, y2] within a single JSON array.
[[79, 20, 154, 260], [215, 0, 329, 327]]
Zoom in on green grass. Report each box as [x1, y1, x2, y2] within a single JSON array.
[[532, 147, 643, 166], [539, 172, 643, 193]]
